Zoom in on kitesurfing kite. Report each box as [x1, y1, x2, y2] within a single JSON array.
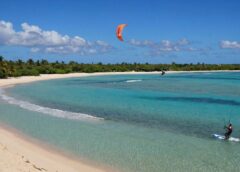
[[116, 24, 127, 41]]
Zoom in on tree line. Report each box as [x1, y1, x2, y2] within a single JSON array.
[[0, 56, 240, 78]]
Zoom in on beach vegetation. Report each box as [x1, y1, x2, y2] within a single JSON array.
[[0, 56, 240, 78]]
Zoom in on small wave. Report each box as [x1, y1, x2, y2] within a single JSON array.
[[125, 79, 142, 83], [0, 89, 103, 122]]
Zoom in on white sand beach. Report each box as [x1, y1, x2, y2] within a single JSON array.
[[0, 72, 162, 87], [1, 70, 240, 88], [0, 126, 106, 172], [0, 70, 239, 172]]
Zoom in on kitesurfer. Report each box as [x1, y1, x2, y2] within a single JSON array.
[[224, 123, 233, 140]]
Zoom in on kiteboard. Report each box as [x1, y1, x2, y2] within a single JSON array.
[[212, 134, 240, 142]]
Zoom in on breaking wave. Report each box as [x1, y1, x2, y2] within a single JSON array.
[[0, 89, 103, 122], [125, 79, 142, 83]]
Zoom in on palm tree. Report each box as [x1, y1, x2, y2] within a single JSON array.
[[27, 59, 34, 65]]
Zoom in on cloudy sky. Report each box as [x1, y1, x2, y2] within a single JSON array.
[[0, 0, 240, 63]]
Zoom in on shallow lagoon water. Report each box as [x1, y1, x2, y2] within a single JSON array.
[[0, 72, 240, 172]]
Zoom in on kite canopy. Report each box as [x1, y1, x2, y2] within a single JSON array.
[[116, 24, 127, 41]]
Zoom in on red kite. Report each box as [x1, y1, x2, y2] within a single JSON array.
[[116, 24, 127, 41]]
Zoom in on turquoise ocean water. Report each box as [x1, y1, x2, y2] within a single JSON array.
[[0, 72, 240, 172]]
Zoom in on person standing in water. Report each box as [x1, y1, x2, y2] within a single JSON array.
[[224, 123, 233, 140]]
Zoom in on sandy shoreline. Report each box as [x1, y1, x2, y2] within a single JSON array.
[[0, 124, 108, 172], [1, 70, 240, 88], [0, 70, 239, 172], [0, 71, 163, 87], [0, 72, 127, 172]]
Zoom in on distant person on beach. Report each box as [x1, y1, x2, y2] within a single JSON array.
[[224, 123, 233, 139], [161, 70, 165, 75]]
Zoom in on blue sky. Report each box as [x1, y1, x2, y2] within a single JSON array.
[[0, 0, 240, 63]]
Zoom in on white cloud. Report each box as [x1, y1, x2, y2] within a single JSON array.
[[0, 19, 113, 55], [128, 39, 154, 47], [128, 38, 198, 55], [178, 38, 189, 45], [220, 40, 240, 49], [159, 40, 181, 52], [30, 47, 40, 53], [0, 20, 15, 43]]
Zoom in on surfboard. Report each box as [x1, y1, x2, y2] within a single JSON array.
[[212, 134, 240, 142]]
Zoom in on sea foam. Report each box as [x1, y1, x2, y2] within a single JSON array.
[[125, 79, 142, 83], [0, 89, 103, 122]]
